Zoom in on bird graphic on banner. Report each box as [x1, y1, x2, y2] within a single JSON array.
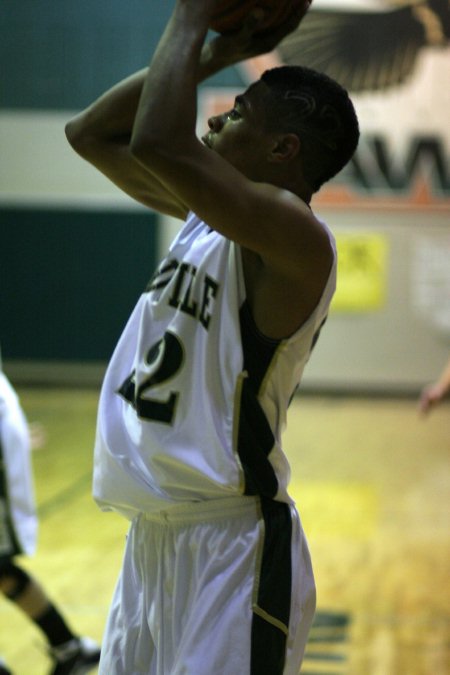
[[278, 0, 450, 91]]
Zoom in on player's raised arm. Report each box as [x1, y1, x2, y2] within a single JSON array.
[[66, 68, 188, 218], [65, 5, 301, 219], [129, 0, 316, 271]]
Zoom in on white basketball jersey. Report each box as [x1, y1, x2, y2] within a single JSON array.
[[93, 212, 336, 518]]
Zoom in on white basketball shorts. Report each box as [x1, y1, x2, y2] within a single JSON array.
[[99, 495, 316, 675]]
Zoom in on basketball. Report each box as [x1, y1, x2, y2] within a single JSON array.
[[210, 0, 312, 35]]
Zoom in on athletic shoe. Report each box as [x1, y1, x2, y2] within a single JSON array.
[[0, 658, 12, 675], [48, 636, 100, 675]]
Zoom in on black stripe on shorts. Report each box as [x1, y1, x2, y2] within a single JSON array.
[[251, 497, 293, 675]]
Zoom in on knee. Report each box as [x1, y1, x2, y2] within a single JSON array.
[[0, 560, 31, 600]]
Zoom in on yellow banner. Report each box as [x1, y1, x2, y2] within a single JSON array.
[[332, 233, 389, 312]]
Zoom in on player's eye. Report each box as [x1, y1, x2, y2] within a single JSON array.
[[227, 108, 241, 121]]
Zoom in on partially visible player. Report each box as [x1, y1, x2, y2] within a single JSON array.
[[0, 350, 100, 675], [419, 356, 450, 414], [66, 1, 359, 673]]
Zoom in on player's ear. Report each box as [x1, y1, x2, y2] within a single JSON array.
[[268, 133, 300, 162]]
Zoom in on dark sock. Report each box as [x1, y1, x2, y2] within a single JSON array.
[[34, 604, 76, 647]]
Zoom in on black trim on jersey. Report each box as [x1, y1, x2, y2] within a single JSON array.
[[0, 438, 23, 559], [237, 304, 294, 671], [236, 301, 281, 498], [251, 497, 293, 674], [240, 301, 281, 392], [237, 377, 278, 498], [311, 315, 328, 351]]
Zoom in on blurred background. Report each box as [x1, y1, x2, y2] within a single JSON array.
[[0, 1, 449, 673]]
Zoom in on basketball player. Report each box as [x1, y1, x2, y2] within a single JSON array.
[[65, 1, 359, 673], [0, 356, 101, 675]]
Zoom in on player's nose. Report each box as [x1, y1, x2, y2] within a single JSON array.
[[207, 114, 224, 132]]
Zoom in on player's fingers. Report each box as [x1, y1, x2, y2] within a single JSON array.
[[257, 0, 312, 48], [418, 395, 430, 414], [418, 383, 443, 414]]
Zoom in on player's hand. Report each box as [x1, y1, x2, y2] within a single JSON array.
[[203, 1, 312, 68], [418, 382, 447, 415]]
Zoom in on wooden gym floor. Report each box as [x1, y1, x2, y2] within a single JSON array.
[[0, 387, 448, 674]]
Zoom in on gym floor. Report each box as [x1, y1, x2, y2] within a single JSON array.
[[0, 387, 448, 674]]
